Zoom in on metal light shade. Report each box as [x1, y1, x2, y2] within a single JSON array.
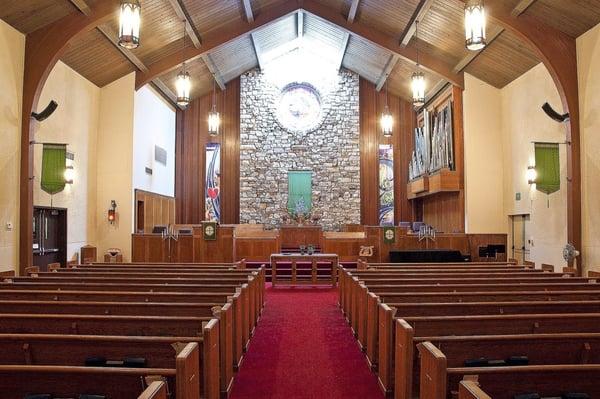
[[208, 109, 221, 136], [411, 71, 426, 107], [118, 0, 141, 49], [527, 165, 537, 185], [176, 70, 191, 107], [465, 0, 486, 51], [380, 105, 393, 137], [64, 165, 74, 184]]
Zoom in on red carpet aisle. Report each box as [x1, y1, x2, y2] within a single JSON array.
[[229, 285, 384, 399]]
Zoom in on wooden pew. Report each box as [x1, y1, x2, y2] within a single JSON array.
[[377, 300, 600, 395], [0, 335, 214, 399], [397, 330, 600, 399], [139, 381, 169, 399], [419, 342, 600, 399], [0, 300, 234, 395], [0, 342, 199, 399]]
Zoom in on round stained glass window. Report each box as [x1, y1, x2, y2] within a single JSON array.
[[276, 83, 322, 133]]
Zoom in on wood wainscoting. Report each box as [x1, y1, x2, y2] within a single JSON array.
[[134, 189, 175, 234]]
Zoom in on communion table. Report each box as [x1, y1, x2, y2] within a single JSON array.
[[270, 253, 339, 287]]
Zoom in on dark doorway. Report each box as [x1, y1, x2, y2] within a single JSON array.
[[33, 206, 67, 271]]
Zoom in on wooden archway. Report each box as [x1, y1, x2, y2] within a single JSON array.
[[18, 0, 582, 273]]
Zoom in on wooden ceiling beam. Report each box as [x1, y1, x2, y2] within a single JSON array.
[[336, 32, 350, 71], [347, 0, 360, 23], [511, 0, 538, 17], [400, 0, 435, 46], [165, 0, 202, 48], [375, 54, 399, 91], [96, 24, 149, 72], [202, 54, 226, 91], [242, 0, 254, 23], [301, 0, 464, 87], [68, 0, 92, 15], [297, 11, 304, 38], [452, 25, 504, 73], [424, 79, 449, 103], [150, 78, 179, 107], [135, 1, 299, 89], [250, 33, 264, 70]]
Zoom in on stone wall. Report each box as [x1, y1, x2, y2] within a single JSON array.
[[239, 68, 360, 230]]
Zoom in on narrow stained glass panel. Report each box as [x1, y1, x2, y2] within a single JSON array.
[[205, 143, 221, 222], [379, 144, 394, 225]]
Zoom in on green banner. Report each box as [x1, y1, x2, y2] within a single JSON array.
[[534, 143, 560, 195], [287, 170, 312, 216], [41, 143, 67, 195]]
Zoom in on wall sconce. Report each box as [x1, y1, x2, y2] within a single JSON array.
[[108, 200, 117, 224], [64, 165, 74, 184], [527, 165, 537, 185]]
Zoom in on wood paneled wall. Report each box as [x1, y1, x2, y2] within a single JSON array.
[[359, 78, 415, 225], [134, 189, 175, 233], [175, 78, 240, 224]]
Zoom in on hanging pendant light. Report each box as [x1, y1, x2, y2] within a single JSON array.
[[176, 20, 191, 108], [208, 78, 221, 136], [411, 20, 426, 108], [118, 0, 141, 49], [411, 71, 425, 107], [465, 0, 487, 51], [380, 81, 393, 137]]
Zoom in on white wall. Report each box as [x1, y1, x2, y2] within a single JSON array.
[[577, 22, 600, 274], [33, 61, 100, 262], [501, 63, 568, 268], [96, 73, 136, 262], [0, 20, 24, 272], [463, 74, 505, 234], [132, 85, 176, 197]]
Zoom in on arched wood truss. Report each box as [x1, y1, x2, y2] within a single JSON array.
[[18, 0, 582, 272]]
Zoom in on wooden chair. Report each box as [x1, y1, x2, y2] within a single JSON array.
[[24, 266, 40, 276], [541, 263, 555, 272], [48, 262, 61, 272]]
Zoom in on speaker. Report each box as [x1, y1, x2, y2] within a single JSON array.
[[31, 100, 58, 121], [542, 102, 569, 123]]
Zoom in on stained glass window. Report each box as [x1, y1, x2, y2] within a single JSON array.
[[276, 83, 322, 133]]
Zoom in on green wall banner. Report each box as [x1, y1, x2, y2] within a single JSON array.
[[41, 143, 67, 195], [534, 143, 560, 195], [288, 170, 312, 216]]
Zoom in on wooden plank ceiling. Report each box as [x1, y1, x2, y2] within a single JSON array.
[[2, 0, 600, 103]]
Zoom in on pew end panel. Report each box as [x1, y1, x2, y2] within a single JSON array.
[[417, 341, 448, 399], [217, 302, 234, 395], [458, 380, 491, 399], [357, 283, 368, 349], [176, 342, 201, 399], [377, 302, 397, 395], [394, 319, 414, 399], [366, 292, 379, 369], [202, 318, 220, 399]]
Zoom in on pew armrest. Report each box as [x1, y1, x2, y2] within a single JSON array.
[[458, 380, 491, 399], [417, 341, 448, 399]]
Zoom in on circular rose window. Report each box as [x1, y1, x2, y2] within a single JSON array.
[[276, 83, 322, 133]]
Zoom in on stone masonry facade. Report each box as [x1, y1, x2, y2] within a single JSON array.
[[239, 68, 360, 230]]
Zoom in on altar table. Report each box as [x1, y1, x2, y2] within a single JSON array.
[[270, 253, 339, 287]]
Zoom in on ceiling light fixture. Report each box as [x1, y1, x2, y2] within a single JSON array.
[[118, 0, 141, 49], [411, 20, 426, 108], [208, 78, 221, 136], [380, 81, 393, 137], [465, 0, 487, 51], [176, 20, 191, 108]]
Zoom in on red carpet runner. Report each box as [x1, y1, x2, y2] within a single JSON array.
[[230, 285, 384, 398]]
